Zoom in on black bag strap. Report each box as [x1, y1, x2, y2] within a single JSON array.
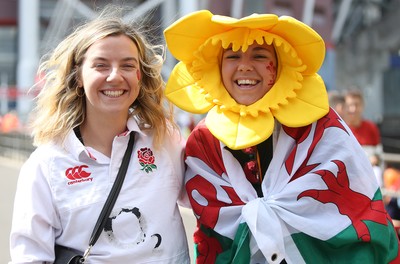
[[82, 132, 135, 260]]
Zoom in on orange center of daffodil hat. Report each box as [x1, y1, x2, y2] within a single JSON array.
[[164, 10, 329, 150]]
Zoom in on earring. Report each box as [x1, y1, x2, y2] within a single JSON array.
[[76, 86, 85, 97]]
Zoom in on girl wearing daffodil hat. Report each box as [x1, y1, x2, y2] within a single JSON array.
[[165, 10, 399, 264]]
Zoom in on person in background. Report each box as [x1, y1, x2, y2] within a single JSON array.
[[164, 10, 399, 263], [343, 88, 383, 189], [1, 110, 20, 133], [343, 87, 381, 147], [370, 152, 383, 188], [9, 6, 190, 263], [328, 90, 345, 118], [383, 165, 400, 238]]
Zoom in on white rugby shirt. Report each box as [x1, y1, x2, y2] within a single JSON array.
[[10, 117, 190, 263]]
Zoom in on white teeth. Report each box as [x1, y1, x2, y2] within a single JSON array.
[[237, 79, 257, 85], [103, 90, 124, 97]]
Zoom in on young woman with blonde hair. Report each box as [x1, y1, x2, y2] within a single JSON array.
[[10, 6, 190, 263]]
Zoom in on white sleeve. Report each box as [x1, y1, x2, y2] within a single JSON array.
[[166, 127, 190, 208], [9, 152, 61, 263]]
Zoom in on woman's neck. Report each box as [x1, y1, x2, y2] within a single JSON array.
[[79, 114, 128, 157]]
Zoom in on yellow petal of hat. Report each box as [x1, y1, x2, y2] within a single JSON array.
[[164, 10, 329, 150]]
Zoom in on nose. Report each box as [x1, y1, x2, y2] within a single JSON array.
[[346, 104, 357, 113], [237, 59, 253, 72], [106, 68, 123, 82]]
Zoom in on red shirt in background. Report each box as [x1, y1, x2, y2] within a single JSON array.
[[348, 120, 380, 146]]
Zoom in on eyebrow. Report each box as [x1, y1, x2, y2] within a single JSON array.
[[223, 46, 274, 53], [123, 57, 139, 63], [252, 47, 274, 52], [92, 57, 139, 63]]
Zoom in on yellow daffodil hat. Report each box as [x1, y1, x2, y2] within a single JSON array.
[[164, 10, 329, 150]]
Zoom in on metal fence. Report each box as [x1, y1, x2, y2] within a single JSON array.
[[0, 132, 35, 162]]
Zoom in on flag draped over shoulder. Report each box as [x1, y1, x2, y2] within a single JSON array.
[[185, 109, 400, 264]]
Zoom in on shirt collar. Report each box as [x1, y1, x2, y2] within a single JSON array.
[[64, 116, 146, 162]]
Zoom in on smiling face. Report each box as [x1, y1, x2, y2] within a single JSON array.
[[221, 42, 277, 106], [79, 34, 141, 119]]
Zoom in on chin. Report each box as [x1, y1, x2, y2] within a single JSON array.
[[236, 99, 258, 106]]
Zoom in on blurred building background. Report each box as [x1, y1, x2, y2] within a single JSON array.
[[0, 0, 399, 155]]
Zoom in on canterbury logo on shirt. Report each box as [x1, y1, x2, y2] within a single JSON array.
[[65, 165, 93, 185]]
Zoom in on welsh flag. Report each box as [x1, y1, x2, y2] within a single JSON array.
[[185, 109, 400, 263]]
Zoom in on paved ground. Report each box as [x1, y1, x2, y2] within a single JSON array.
[[0, 157, 196, 263], [0, 157, 23, 264]]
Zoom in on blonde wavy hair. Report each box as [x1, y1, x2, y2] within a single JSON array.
[[30, 6, 175, 148]]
